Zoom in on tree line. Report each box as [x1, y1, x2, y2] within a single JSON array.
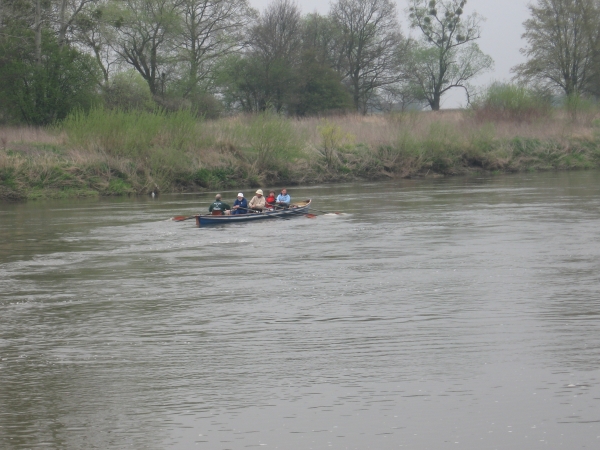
[[0, 0, 497, 123], [1, 0, 599, 125]]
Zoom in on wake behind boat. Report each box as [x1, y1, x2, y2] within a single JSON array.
[[194, 199, 311, 227]]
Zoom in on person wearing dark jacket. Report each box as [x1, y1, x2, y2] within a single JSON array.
[[232, 193, 248, 215], [208, 194, 231, 215]]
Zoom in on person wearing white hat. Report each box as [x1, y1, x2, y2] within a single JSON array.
[[232, 192, 248, 215], [248, 189, 266, 211]]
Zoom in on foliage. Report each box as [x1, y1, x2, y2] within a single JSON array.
[[0, 29, 101, 125], [290, 52, 353, 116]]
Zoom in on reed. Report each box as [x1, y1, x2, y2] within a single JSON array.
[[1, 107, 599, 200]]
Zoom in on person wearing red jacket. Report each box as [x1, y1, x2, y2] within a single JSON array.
[[265, 190, 276, 209]]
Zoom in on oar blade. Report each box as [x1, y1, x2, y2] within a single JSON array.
[[172, 215, 193, 221]]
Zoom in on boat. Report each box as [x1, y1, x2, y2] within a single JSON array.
[[195, 199, 312, 227]]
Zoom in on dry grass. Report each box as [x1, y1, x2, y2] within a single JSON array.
[[0, 126, 62, 148]]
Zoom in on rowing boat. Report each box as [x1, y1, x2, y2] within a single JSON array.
[[195, 199, 311, 227]]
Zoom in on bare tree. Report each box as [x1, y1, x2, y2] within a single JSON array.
[[108, 0, 181, 96], [512, 0, 600, 97], [55, 0, 98, 46], [245, 0, 303, 111], [252, 0, 301, 62], [408, 0, 492, 110], [329, 0, 408, 114], [72, 3, 117, 86], [177, 0, 253, 97]]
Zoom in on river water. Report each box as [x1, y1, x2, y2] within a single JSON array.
[[1, 171, 599, 449]]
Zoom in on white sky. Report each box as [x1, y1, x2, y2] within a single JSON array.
[[248, 0, 532, 109]]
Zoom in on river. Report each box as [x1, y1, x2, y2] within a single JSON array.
[[1, 171, 599, 449]]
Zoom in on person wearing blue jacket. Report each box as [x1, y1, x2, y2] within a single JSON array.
[[276, 188, 291, 208], [232, 193, 248, 215]]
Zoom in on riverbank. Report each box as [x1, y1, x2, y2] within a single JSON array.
[[1, 109, 599, 201]]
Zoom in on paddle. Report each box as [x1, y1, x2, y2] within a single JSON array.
[[172, 215, 196, 221]]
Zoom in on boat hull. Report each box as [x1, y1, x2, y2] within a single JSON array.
[[195, 200, 311, 227]]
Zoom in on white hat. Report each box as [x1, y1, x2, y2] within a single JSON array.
[[256, 189, 263, 195], [237, 193, 243, 197]]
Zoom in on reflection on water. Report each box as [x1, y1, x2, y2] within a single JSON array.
[[1, 171, 600, 449]]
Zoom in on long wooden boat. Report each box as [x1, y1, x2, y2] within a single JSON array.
[[195, 199, 311, 227]]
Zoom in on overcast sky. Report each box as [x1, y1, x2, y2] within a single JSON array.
[[248, 0, 532, 108]]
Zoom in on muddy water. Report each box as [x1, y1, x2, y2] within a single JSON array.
[[1, 171, 599, 449]]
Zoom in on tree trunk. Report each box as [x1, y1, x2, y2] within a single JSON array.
[[34, 0, 42, 65], [58, 0, 68, 47], [352, 74, 361, 113]]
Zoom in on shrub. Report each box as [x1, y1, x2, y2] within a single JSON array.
[[60, 108, 200, 158], [471, 82, 552, 122], [563, 94, 599, 125], [102, 71, 154, 111], [317, 121, 355, 169], [246, 113, 300, 171]]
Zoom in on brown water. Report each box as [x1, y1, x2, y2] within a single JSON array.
[[1, 171, 600, 449]]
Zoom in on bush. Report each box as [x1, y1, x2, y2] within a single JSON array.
[[246, 113, 300, 170], [471, 82, 552, 122], [563, 94, 599, 125], [102, 71, 154, 111], [61, 107, 201, 158]]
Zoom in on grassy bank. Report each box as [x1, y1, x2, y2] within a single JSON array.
[[1, 107, 600, 201]]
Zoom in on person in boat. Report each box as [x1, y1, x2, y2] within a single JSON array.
[[232, 193, 248, 215], [276, 188, 291, 208], [208, 194, 231, 215], [248, 189, 266, 212], [265, 190, 276, 209]]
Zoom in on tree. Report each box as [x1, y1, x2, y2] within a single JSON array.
[[512, 0, 600, 97], [53, 0, 99, 47], [248, 0, 302, 112], [329, 0, 408, 114], [408, 0, 492, 110], [72, 3, 116, 86], [108, 0, 180, 96], [0, 28, 100, 124], [289, 50, 352, 115], [176, 0, 253, 98], [290, 12, 352, 115]]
